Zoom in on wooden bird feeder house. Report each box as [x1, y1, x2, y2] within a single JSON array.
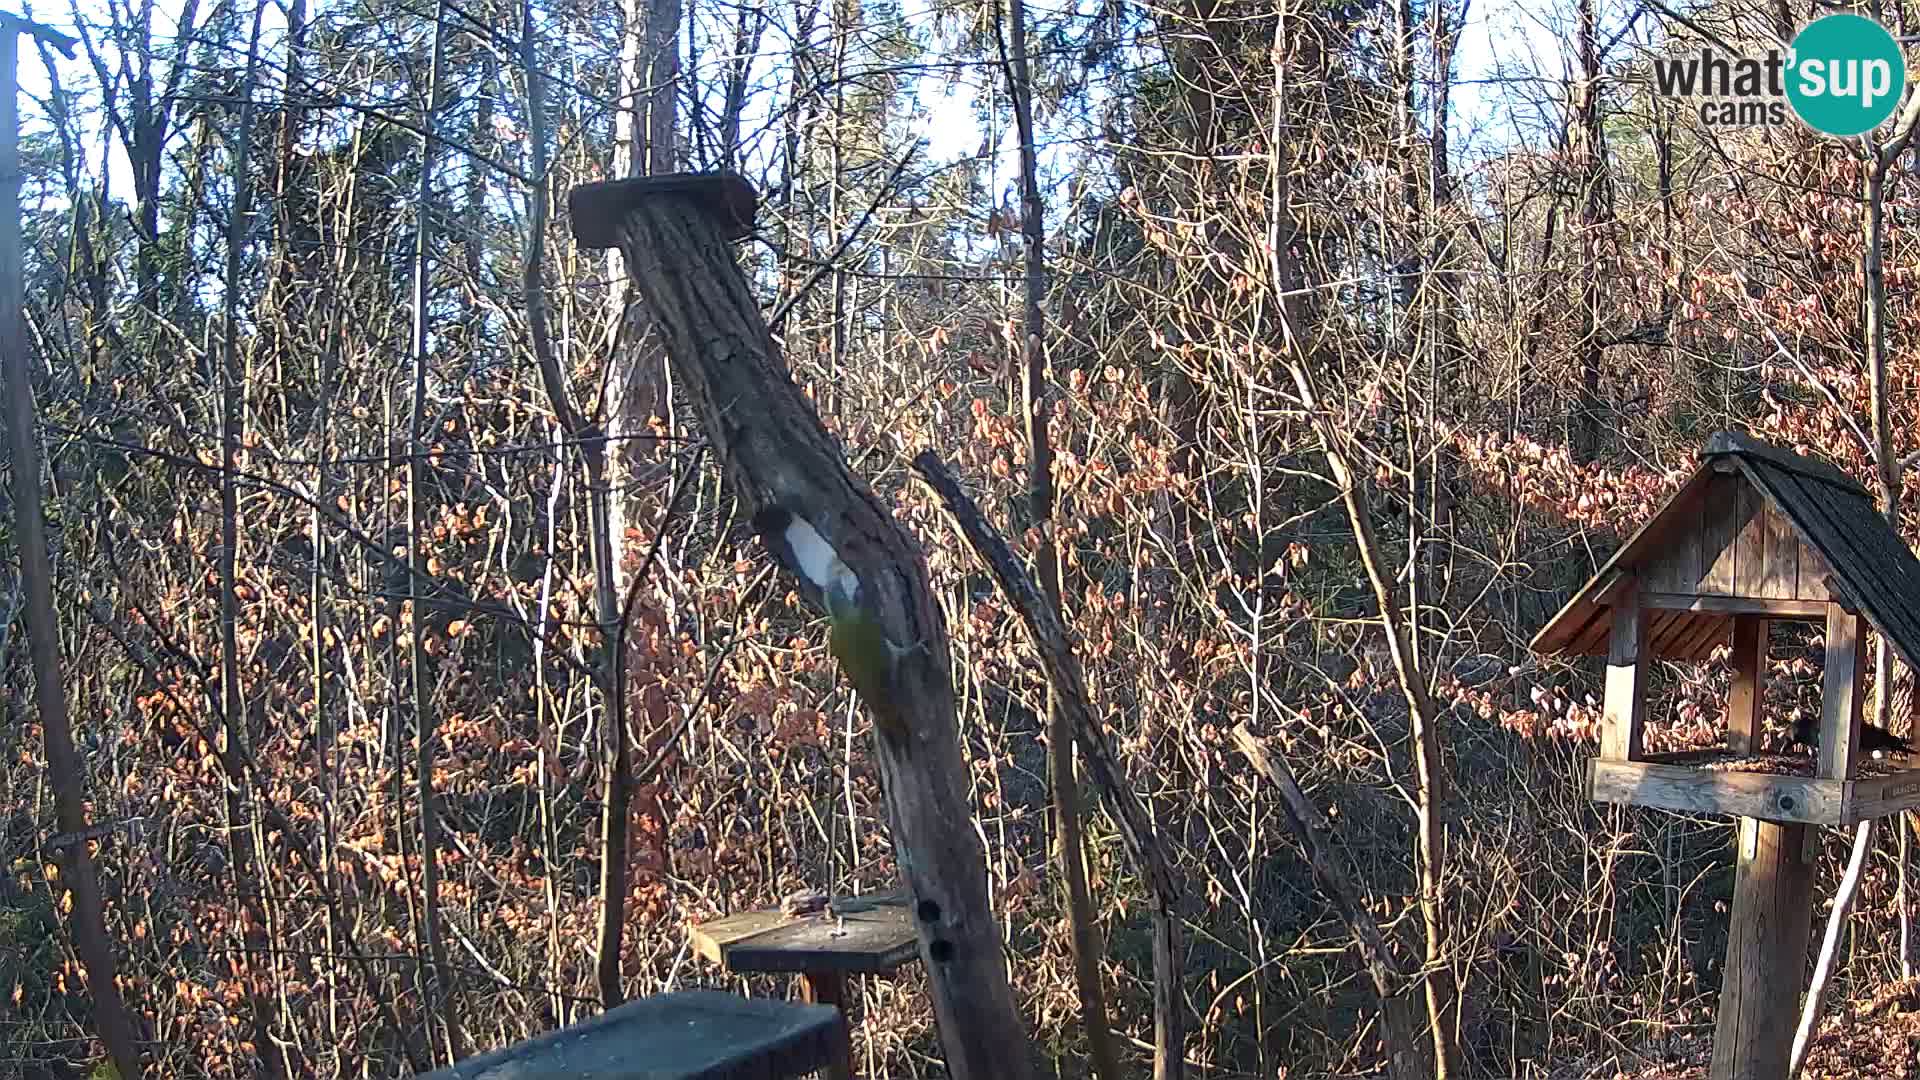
[[1531, 431, 1920, 1080]]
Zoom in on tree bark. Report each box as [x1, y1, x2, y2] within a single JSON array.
[[998, 0, 1121, 1075], [574, 175, 1037, 1080], [0, 24, 146, 1080]]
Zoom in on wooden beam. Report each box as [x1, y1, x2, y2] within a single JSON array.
[[1592, 570, 1632, 606], [1602, 584, 1649, 761], [571, 173, 1035, 1079], [1710, 818, 1815, 1080], [1588, 759, 1841, 824], [1640, 593, 1830, 619], [800, 973, 856, 1080], [1840, 767, 1920, 823], [1727, 617, 1767, 754], [1821, 605, 1867, 780]]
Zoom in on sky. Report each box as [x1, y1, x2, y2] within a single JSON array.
[[4, 0, 1582, 249], [903, 0, 1580, 219]]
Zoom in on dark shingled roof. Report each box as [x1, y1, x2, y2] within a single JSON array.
[[1529, 431, 1920, 673]]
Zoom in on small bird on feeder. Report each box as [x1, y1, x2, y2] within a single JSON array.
[[1792, 714, 1914, 756]]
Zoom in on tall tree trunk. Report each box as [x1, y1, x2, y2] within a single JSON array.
[[0, 25, 147, 1080], [217, 9, 287, 1075], [520, 7, 633, 1009], [1572, 0, 1609, 462], [606, 0, 681, 608], [1288, 364, 1460, 1079], [1000, 0, 1124, 1076], [407, 2, 462, 1060], [1267, 5, 1458, 1070]]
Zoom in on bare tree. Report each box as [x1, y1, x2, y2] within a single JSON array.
[[407, 0, 462, 1060], [997, 0, 1122, 1074], [0, 18, 145, 1080]]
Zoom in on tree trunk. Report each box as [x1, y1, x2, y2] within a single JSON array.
[[1285, 361, 1461, 1079], [998, 0, 1123, 1076], [573, 175, 1038, 1080], [218, 11, 287, 1075], [406, 2, 461, 1059], [1572, 0, 1610, 462], [0, 24, 146, 1080]]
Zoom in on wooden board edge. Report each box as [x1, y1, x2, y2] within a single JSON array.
[[1589, 758, 1844, 826]]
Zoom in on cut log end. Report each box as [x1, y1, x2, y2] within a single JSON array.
[[568, 171, 760, 249]]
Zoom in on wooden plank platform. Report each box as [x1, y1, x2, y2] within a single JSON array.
[[1591, 751, 1920, 826], [689, 898, 919, 1080], [691, 902, 919, 976], [418, 990, 841, 1080]]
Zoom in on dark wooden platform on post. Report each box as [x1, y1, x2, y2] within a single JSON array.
[[565, 169, 1036, 1080], [1531, 431, 1920, 1080], [414, 990, 844, 1079], [691, 897, 920, 1080]]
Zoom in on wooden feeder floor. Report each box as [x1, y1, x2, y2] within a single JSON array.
[[1591, 749, 1920, 826], [1683, 749, 1915, 778]]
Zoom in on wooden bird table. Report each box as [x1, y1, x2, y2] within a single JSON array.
[[418, 989, 843, 1079], [691, 899, 920, 1080]]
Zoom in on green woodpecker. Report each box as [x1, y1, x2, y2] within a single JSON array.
[[754, 505, 921, 742]]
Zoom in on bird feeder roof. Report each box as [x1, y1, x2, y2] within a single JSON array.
[[1530, 432, 1920, 671]]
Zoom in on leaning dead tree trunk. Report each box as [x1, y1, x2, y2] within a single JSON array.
[[915, 452, 1185, 1080], [1230, 726, 1425, 1080], [569, 172, 1036, 1080], [0, 17, 145, 1080]]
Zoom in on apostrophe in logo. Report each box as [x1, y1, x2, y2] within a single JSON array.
[[1785, 14, 1906, 137]]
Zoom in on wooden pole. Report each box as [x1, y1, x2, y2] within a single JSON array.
[[0, 15, 143, 1079], [1711, 817, 1814, 1080], [1726, 615, 1766, 755], [1710, 610, 1818, 1079], [799, 971, 854, 1080], [569, 173, 1037, 1080], [1820, 606, 1867, 780], [1601, 584, 1648, 761]]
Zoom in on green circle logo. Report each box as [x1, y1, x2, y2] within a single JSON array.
[[1786, 14, 1906, 137]]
